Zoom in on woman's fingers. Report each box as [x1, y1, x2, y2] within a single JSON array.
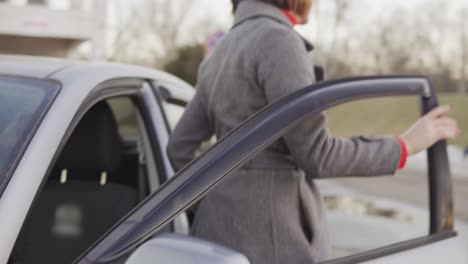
[[426, 105, 452, 120], [434, 126, 461, 140], [433, 117, 459, 128], [432, 117, 461, 141], [401, 105, 461, 156]]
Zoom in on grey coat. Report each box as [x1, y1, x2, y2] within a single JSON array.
[[167, 1, 402, 263]]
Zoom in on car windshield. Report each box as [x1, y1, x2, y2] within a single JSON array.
[[0, 76, 59, 190]]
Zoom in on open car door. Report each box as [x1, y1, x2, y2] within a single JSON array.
[[75, 76, 467, 264]]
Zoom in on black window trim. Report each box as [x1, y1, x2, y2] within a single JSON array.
[[151, 81, 189, 136], [77, 76, 454, 264], [157, 84, 189, 107], [149, 81, 172, 136]]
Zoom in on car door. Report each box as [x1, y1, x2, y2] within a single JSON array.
[[75, 76, 467, 264]]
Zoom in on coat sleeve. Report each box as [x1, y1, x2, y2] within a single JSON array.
[[166, 83, 213, 172], [256, 29, 401, 178]]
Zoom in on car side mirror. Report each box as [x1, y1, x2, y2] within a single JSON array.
[[126, 234, 250, 264]]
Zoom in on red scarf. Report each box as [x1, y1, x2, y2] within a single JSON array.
[[280, 9, 297, 26]]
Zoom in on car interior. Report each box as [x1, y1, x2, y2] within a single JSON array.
[[8, 99, 154, 264]]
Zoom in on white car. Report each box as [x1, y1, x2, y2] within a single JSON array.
[[0, 55, 466, 264]]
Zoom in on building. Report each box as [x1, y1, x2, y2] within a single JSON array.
[[0, 0, 107, 59]]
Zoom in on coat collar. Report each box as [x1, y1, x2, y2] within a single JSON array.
[[234, 0, 293, 28], [232, 0, 314, 52]]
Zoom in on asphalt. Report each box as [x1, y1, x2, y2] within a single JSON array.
[[326, 170, 468, 222]]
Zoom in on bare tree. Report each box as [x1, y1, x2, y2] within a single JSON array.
[[317, 0, 464, 92], [325, 0, 350, 74], [110, 0, 196, 68], [459, 8, 468, 94]]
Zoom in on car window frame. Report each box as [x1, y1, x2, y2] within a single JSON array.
[[77, 76, 454, 264], [143, 81, 191, 234], [0, 75, 60, 197]]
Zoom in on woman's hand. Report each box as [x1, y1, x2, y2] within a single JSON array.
[[400, 105, 461, 156]]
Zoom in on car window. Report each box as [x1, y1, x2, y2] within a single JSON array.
[[107, 96, 163, 190], [161, 101, 185, 131], [108, 97, 139, 139], [0, 76, 58, 191], [322, 96, 429, 259]]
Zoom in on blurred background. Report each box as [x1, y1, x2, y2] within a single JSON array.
[[1, 0, 466, 143], [1, 0, 467, 92], [1, 0, 467, 258]]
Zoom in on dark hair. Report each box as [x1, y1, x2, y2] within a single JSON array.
[[232, 0, 312, 15]]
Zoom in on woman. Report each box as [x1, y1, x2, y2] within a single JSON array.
[[167, 0, 460, 263]]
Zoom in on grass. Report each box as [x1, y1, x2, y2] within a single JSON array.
[[326, 94, 468, 147], [108, 94, 468, 146]]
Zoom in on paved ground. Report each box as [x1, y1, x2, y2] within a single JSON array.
[[318, 169, 468, 257], [325, 169, 468, 222]]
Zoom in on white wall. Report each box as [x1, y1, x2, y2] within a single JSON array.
[[0, 0, 107, 59]]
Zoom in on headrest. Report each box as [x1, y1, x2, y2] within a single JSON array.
[[56, 102, 121, 172]]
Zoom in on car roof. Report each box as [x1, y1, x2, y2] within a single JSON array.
[[0, 54, 194, 102], [0, 54, 75, 79]]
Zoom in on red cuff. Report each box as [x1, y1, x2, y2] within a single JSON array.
[[397, 137, 408, 170]]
